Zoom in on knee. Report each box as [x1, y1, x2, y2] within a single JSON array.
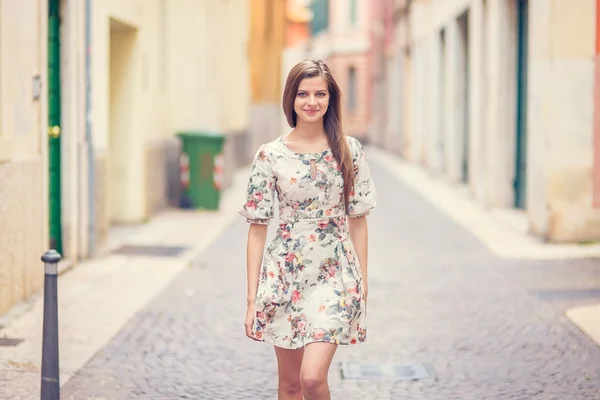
[[300, 372, 326, 396], [280, 378, 302, 397]]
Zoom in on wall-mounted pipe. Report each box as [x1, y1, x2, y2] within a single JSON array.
[[85, 0, 95, 253]]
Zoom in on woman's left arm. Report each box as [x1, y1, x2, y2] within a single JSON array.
[[348, 215, 369, 302], [346, 137, 376, 304]]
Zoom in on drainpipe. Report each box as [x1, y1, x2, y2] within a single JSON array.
[[594, 0, 600, 207], [85, 0, 96, 254]]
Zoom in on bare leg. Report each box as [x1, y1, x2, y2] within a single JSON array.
[[274, 346, 305, 400], [299, 342, 338, 400]]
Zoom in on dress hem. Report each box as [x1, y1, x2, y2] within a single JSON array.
[[251, 336, 366, 350]]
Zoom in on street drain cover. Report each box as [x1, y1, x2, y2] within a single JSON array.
[[340, 361, 435, 381], [0, 338, 24, 347], [111, 244, 189, 258]]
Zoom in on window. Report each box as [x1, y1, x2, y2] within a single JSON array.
[[310, 0, 329, 35], [348, 66, 357, 112], [350, 0, 357, 26]]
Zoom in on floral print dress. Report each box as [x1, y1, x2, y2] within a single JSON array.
[[239, 135, 377, 350]]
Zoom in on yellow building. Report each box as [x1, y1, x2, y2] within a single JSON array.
[[248, 0, 287, 156], [0, 0, 250, 315]]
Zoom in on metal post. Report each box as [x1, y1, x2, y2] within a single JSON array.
[[40, 249, 62, 400]]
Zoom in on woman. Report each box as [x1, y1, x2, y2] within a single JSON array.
[[239, 59, 376, 400]]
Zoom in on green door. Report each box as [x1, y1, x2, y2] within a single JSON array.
[[514, 0, 528, 209], [48, 0, 62, 253]]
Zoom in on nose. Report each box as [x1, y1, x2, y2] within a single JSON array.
[[307, 95, 317, 105]]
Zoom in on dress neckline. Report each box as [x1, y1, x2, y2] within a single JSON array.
[[277, 134, 331, 159]]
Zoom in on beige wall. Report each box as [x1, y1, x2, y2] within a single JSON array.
[[83, 0, 250, 226], [0, 162, 45, 315], [0, 0, 48, 314], [57, 0, 249, 249], [91, 0, 167, 225], [0, 0, 251, 315], [0, 0, 47, 162], [403, 0, 600, 242], [60, 0, 89, 260], [528, 0, 600, 242], [213, 0, 251, 135]]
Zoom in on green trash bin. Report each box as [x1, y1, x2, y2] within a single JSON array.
[[177, 131, 226, 210]]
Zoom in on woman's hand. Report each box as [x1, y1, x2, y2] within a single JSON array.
[[245, 302, 258, 341], [245, 223, 268, 341]]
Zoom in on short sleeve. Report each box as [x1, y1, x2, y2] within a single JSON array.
[[239, 144, 276, 225], [347, 138, 377, 218]]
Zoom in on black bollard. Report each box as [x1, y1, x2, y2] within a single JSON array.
[[40, 249, 62, 400]]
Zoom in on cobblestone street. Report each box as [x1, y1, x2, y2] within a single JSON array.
[[61, 159, 600, 399]]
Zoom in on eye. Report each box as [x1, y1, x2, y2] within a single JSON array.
[[297, 92, 306, 97], [317, 92, 326, 97]]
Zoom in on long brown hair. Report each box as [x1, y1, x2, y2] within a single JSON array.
[[282, 60, 355, 210]]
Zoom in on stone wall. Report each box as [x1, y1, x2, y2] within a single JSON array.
[[0, 159, 44, 315]]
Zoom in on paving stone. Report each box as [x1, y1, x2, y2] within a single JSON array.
[[61, 160, 600, 399]]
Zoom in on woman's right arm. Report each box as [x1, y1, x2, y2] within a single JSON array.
[[239, 144, 275, 335], [246, 223, 268, 305]]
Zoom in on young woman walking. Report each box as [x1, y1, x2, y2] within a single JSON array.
[[240, 59, 377, 400]]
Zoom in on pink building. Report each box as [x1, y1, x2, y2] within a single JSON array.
[[368, 0, 396, 146], [308, 0, 372, 143]]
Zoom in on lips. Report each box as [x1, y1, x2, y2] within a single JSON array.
[[303, 109, 319, 115]]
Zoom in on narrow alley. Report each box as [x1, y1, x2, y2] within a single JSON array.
[[59, 157, 600, 400], [1, 1, 600, 399]]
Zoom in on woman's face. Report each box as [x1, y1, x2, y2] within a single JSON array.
[[294, 76, 330, 124]]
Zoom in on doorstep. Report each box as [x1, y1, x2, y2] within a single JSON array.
[[566, 303, 600, 347]]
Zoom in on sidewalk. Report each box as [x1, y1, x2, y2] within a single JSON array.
[[371, 147, 600, 349], [0, 165, 251, 400]]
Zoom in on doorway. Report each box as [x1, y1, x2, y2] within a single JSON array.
[[457, 11, 470, 184], [438, 28, 447, 172], [108, 19, 138, 224]]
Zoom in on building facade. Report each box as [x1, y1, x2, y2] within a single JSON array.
[[369, 0, 397, 148], [280, 0, 312, 136], [248, 0, 287, 157], [307, 0, 372, 142], [0, 0, 49, 316], [375, 0, 600, 243], [0, 0, 251, 315]]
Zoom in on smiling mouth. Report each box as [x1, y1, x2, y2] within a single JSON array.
[[304, 110, 319, 113]]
